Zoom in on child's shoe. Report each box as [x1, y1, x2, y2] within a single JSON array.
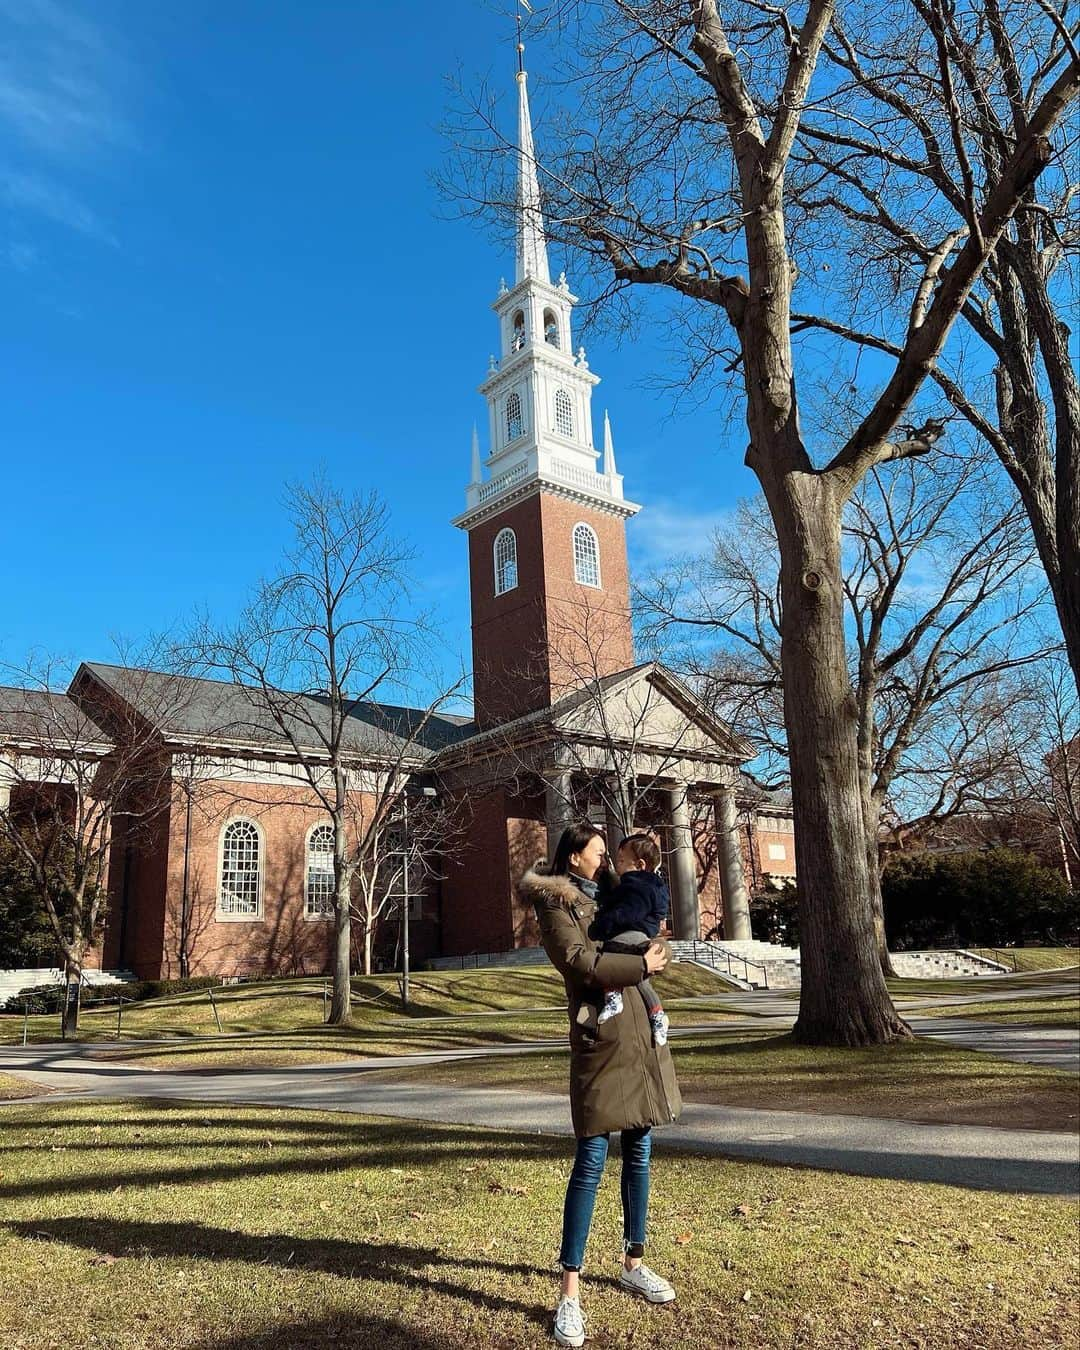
[[650, 1010, 669, 1047], [596, 990, 623, 1025]]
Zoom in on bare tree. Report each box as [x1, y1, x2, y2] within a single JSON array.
[[191, 478, 462, 1024], [0, 655, 195, 1034], [780, 1, 1080, 688], [451, 1, 1077, 1042], [645, 448, 1053, 972]]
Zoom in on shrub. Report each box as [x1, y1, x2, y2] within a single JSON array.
[[882, 848, 1079, 950]]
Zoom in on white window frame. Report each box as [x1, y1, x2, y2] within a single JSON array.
[[572, 521, 602, 588], [216, 818, 264, 921], [493, 527, 518, 596], [305, 821, 336, 921], [505, 390, 524, 443], [554, 388, 574, 438]]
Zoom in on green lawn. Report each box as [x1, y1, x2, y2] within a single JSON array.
[[0, 1099, 1075, 1350], [0, 965, 739, 1068], [915, 996, 1080, 1028], [886, 968, 1080, 998], [0, 1071, 42, 1101], [368, 1029, 1080, 1133], [970, 948, 1080, 972]]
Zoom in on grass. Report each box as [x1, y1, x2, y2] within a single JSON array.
[[368, 1029, 1080, 1133], [0, 1098, 1076, 1349], [0, 965, 739, 1069], [886, 968, 1080, 998], [915, 996, 1080, 1028], [969, 948, 1080, 972], [0, 1071, 42, 1101]]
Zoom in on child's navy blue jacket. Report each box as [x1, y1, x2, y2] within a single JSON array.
[[589, 870, 670, 942]]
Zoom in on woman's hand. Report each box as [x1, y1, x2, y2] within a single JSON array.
[[643, 942, 669, 975]]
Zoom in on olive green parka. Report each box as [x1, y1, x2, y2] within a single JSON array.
[[519, 863, 682, 1138]]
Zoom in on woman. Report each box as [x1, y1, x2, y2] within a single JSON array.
[[519, 822, 683, 1348]]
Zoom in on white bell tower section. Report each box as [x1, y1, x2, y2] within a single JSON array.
[[454, 67, 639, 530]]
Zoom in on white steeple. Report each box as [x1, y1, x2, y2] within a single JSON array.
[[453, 55, 639, 531], [515, 69, 550, 285]]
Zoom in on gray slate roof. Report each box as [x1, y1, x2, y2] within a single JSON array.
[[78, 663, 475, 762], [0, 684, 113, 749]]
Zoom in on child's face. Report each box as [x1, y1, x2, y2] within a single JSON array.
[[615, 845, 648, 876]]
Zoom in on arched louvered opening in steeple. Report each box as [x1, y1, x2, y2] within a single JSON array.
[[511, 310, 526, 352], [554, 388, 573, 438], [543, 309, 560, 348], [505, 391, 524, 442]]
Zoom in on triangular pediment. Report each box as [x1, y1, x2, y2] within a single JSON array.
[[548, 662, 752, 763]]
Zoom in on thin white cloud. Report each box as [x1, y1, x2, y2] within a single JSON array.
[[1, 168, 115, 243], [628, 498, 737, 570], [0, 1, 132, 245]]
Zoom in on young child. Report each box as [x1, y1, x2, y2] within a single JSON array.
[[578, 832, 670, 1047]]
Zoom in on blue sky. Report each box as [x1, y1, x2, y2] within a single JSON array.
[[0, 1, 754, 692]]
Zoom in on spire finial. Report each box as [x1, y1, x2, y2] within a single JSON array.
[[514, 10, 550, 287], [602, 409, 617, 476]]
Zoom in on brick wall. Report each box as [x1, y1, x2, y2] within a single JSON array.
[[467, 491, 634, 726]]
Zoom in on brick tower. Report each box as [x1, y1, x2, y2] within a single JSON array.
[[453, 62, 641, 729]]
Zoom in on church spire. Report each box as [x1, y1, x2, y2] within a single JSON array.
[[514, 58, 550, 285]]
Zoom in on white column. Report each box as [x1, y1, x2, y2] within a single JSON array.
[[717, 785, 753, 940], [546, 770, 573, 860], [666, 782, 700, 940]]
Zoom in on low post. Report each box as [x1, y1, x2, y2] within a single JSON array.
[[116, 997, 123, 1042], [208, 987, 223, 1033], [22, 1000, 29, 1047], [322, 978, 328, 1022]]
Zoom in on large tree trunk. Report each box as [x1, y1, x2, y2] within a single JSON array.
[[772, 477, 910, 1044]]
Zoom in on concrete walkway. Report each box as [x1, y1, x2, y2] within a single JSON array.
[[2, 1042, 1077, 1197]]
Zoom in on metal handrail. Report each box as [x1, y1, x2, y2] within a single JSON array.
[[679, 940, 772, 989]]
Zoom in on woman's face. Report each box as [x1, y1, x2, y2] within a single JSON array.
[[569, 832, 607, 881]]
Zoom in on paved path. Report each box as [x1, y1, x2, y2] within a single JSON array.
[[906, 1016, 1080, 1070], [2, 1043, 1077, 1197]]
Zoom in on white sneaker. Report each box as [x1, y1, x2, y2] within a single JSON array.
[[618, 1262, 676, 1304], [553, 1294, 586, 1346], [651, 1010, 669, 1047], [597, 991, 623, 1025]]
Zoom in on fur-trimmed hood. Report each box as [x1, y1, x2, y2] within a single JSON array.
[[517, 861, 586, 911]]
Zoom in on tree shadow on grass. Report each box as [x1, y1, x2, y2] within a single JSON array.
[[185, 1311, 456, 1349], [7, 1217, 559, 1332], [0, 1111, 565, 1202]]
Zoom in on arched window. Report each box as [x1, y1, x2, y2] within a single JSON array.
[[306, 823, 335, 918], [493, 527, 518, 596], [511, 310, 526, 352], [573, 522, 601, 588], [219, 819, 261, 917], [543, 309, 560, 348], [554, 388, 574, 438], [505, 391, 524, 442]]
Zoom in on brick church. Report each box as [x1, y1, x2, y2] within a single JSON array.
[[0, 65, 795, 981]]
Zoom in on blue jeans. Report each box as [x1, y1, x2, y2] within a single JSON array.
[[559, 1127, 651, 1271]]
